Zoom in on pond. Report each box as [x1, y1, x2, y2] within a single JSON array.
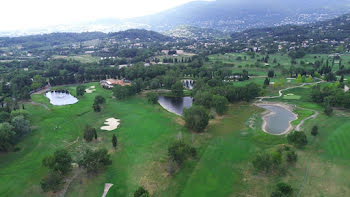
[[158, 96, 193, 116], [45, 91, 79, 106], [258, 104, 297, 135]]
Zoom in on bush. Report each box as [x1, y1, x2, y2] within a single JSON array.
[[83, 126, 97, 142], [40, 172, 64, 193], [42, 149, 72, 175], [311, 126, 318, 136], [287, 131, 308, 148], [276, 182, 293, 196], [134, 186, 150, 197], [286, 150, 298, 163], [76, 85, 86, 97], [252, 152, 272, 173], [146, 92, 158, 104], [79, 148, 112, 174], [183, 105, 209, 132], [212, 95, 229, 115], [168, 141, 196, 166]]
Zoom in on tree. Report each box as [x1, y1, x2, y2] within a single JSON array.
[[296, 74, 303, 83], [40, 172, 64, 193], [171, 81, 184, 97], [0, 111, 10, 123], [93, 103, 101, 112], [276, 182, 293, 196], [264, 78, 270, 86], [93, 95, 105, 112], [268, 70, 275, 78], [306, 75, 313, 83], [212, 95, 229, 115], [79, 148, 112, 174], [146, 92, 158, 104], [168, 141, 196, 166], [94, 95, 106, 105], [113, 85, 129, 100], [287, 131, 308, 148], [11, 115, 31, 138], [194, 91, 213, 109], [286, 150, 298, 163], [183, 106, 209, 132], [0, 122, 15, 151], [311, 126, 318, 136], [31, 75, 45, 90], [134, 186, 150, 197], [76, 85, 86, 97], [112, 134, 117, 149], [84, 126, 97, 142], [42, 149, 72, 175]]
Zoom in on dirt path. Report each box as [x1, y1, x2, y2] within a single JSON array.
[[59, 168, 83, 197], [295, 107, 319, 131], [256, 79, 324, 132]]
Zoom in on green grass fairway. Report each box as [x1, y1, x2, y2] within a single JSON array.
[[283, 94, 301, 100], [1, 81, 350, 196]]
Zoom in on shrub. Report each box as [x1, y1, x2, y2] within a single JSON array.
[[42, 149, 72, 175], [287, 131, 308, 148], [168, 141, 196, 166], [252, 152, 272, 173], [286, 150, 298, 163], [134, 186, 150, 197], [311, 126, 318, 136], [79, 148, 112, 174], [146, 92, 158, 104], [40, 172, 64, 193], [83, 126, 97, 142]]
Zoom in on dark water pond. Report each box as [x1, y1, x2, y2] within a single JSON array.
[[259, 105, 297, 135], [158, 96, 193, 116], [45, 92, 78, 106]]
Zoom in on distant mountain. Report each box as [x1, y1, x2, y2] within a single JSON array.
[[231, 14, 350, 42], [127, 0, 350, 32], [0, 29, 173, 50], [165, 25, 229, 39]]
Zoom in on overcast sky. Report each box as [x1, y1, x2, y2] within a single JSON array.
[[1, 0, 202, 31]]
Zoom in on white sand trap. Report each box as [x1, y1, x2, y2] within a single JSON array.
[[101, 183, 113, 197], [85, 86, 96, 93], [101, 118, 120, 131]]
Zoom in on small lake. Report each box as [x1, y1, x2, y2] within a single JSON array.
[[158, 96, 193, 116], [259, 104, 297, 135], [45, 91, 79, 106]]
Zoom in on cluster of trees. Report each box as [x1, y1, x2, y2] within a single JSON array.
[[41, 148, 112, 192], [112, 85, 138, 100], [311, 84, 350, 111], [252, 145, 298, 175], [0, 110, 31, 152]]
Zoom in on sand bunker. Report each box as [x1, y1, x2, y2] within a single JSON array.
[[85, 86, 96, 93], [101, 118, 120, 131], [102, 183, 113, 197]]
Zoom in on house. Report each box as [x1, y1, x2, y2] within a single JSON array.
[[100, 79, 132, 89]]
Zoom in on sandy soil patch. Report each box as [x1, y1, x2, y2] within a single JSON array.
[[85, 86, 96, 94], [101, 118, 120, 131]]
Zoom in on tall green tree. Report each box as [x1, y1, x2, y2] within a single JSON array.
[[212, 95, 229, 115], [171, 81, 184, 97], [183, 105, 209, 132], [112, 134, 117, 149], [76, 85, 86, 97], [42, 149, 72, 175]]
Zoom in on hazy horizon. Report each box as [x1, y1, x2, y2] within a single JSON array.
[[0, 0, 209, 31]]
